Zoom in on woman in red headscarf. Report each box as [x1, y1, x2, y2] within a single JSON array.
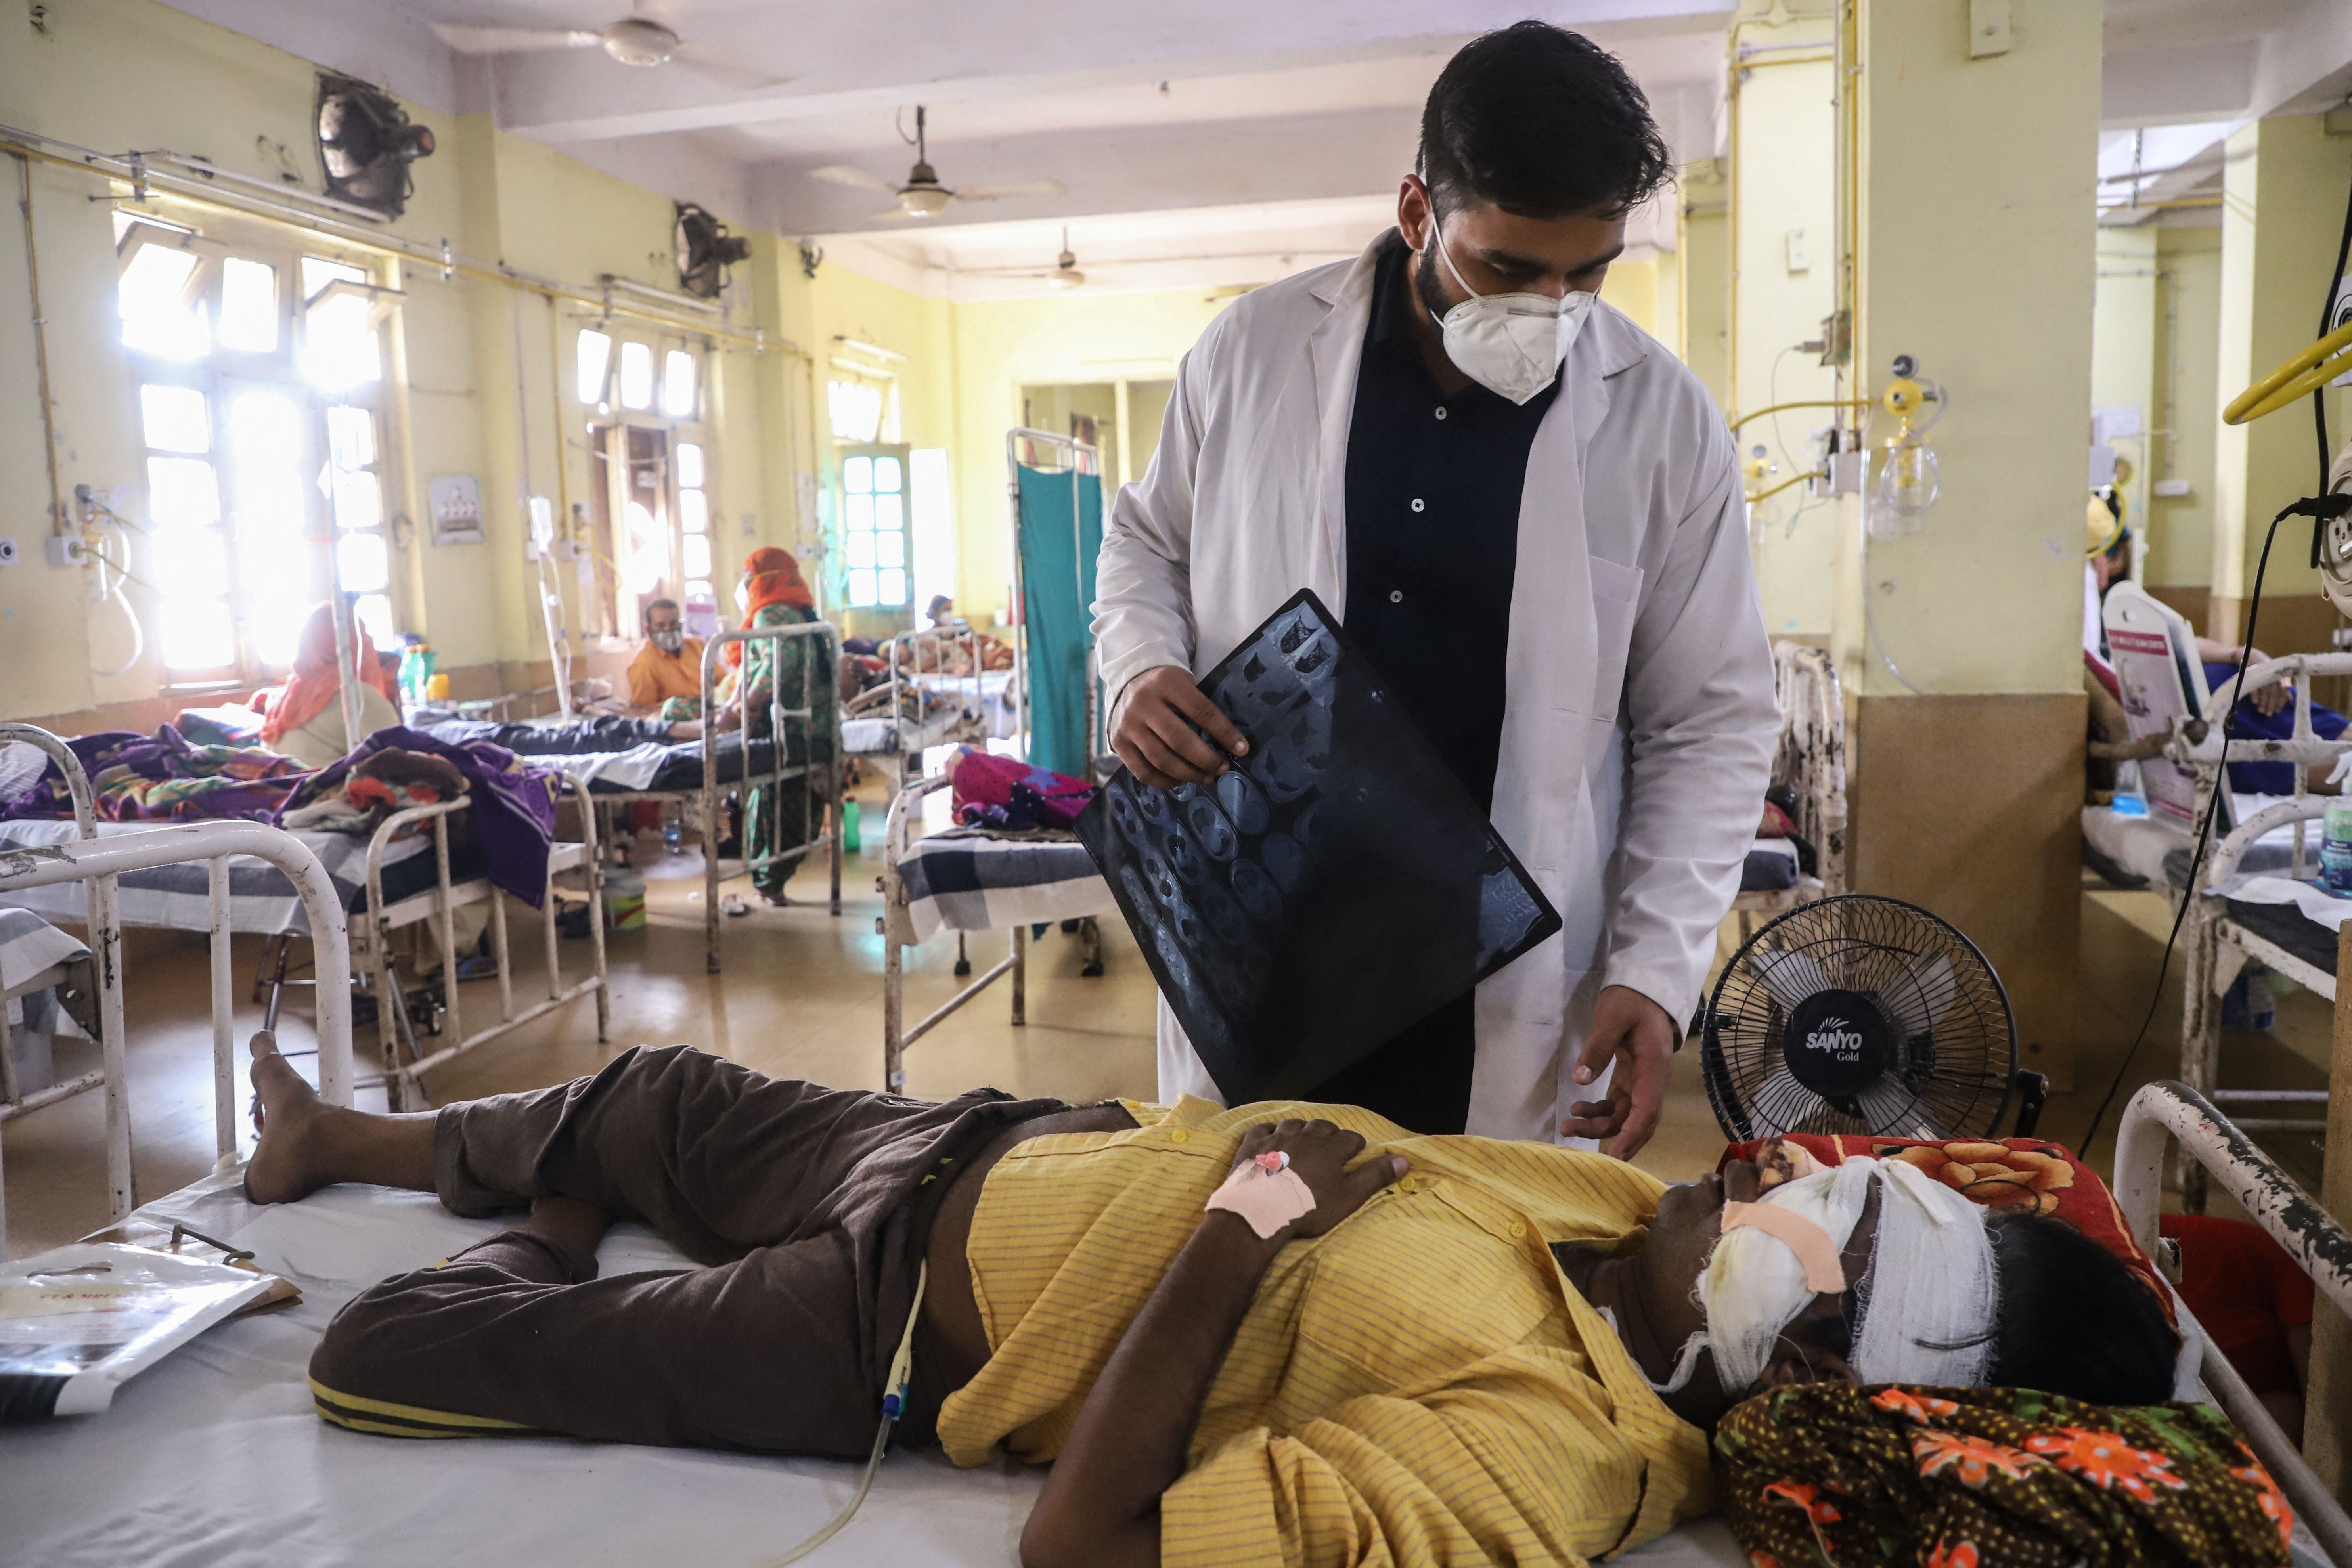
[[261, 603, 402, 769], [726, 548, 835, 902]]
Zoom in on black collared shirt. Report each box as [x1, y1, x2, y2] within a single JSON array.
[[1313, 236, 1563, 1134], [1342, 234, 1560, 813]]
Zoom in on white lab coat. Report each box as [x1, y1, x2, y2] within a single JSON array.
[[1093, 231, 1779, 1143]]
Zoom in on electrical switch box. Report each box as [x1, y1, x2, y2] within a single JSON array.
[[45, 536, 87, 568], [1784, 229, 1809, 275], [1969, 0, 2011, 59]]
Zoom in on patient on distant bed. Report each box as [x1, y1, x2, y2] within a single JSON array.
[[243, 1038, 2178, 1568]]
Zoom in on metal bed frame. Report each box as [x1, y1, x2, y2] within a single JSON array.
[[2115, 1080, 2352, 1566], [2168, 651, 2352, 1190], [877, 773, 1105, 1095], [354, 784, 609, 1112], [845, 624, 1005, 791], [0, 734, 354, 1258], [698, 619, 844, 973], [1730, 640, 1847, 932]]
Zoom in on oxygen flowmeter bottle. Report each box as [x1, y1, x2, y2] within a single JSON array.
[[2323, 799, 2352, 893]]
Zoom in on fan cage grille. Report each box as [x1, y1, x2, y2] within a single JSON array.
[[1701, 894, 2018, 1142]]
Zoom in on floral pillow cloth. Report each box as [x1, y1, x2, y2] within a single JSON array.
[[1718, 1383, 2290, 1568]]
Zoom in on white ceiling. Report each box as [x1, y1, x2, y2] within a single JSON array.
[[157, 0, 2352, 283]]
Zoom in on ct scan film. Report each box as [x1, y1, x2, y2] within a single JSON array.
[[1076, 590, 1561, 1104]]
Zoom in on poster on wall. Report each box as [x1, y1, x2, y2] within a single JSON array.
[[428, 474, 483, 545]]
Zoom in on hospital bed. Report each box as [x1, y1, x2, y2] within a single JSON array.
[[0, 725, 606, 1115], [844, 625, 1019, 790], [0, 802, 356, 1263], [2164, 652, 2352, 1181], [3, 1084, 2331, 1567], [878, 774, 1114, 1096], [1730, 640, 1845, 930]]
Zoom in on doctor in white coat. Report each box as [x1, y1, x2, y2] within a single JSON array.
[[1095, 23, 1778, 1156]]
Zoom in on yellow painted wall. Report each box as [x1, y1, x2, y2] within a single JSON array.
[[2147, 227, 2222, 591], [1729, 23, 1843, 638], [944, 288, 1227, 627], [1678, 159, 1732, 407], [2213, 115, 2352, 609], [1835, 0, 2100, 698], [2091, 226, 2157, 557], [0, 0, 821, 723]]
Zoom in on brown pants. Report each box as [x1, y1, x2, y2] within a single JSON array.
[[309, 1046, 1067, 1456]]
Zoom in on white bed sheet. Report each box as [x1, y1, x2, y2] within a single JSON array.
[[0, 1170, 1749, 1568], [2082, 794, 2313, 891], [0, 818, 429, 936]]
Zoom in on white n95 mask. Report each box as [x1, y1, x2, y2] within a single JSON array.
[[1429, 230, 1594, 405]]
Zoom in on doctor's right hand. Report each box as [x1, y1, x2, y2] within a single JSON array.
[[1111, 666, 1248, 790]]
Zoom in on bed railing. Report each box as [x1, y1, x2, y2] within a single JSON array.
[[880, 773, 1024, 1094], [2114, 1081, 2352, 1565], [2171, 656, 2352, 1198], [0, 725, 128, 1228], [359, 780, 608, 1111], [0, 818, 355, 1254], [699, 620, 844, 973], [1770, 642, 1846, 897]]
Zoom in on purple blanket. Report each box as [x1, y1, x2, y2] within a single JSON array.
[[276, 727, 561, 908], [0, 726, 304, 823]]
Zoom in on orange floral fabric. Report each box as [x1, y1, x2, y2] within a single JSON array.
[[1717, 1384, 2290, 1568]]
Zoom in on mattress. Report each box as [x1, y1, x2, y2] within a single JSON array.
[[2225, 899, 2339, 976], [423, 721, 787, 795], [0, 1167, 1747, 1567], [0, 820, 470, 936], [889, 831, 1114, 943], [2081, 795, 2315, 891], [846, 708, 976, 758]]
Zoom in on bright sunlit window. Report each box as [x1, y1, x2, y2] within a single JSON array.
[[619, 340, 654, 410], [841, 451, 907, 608], [576, 329, 612, 406], [828, 379, 885, 444], [676, 440, 712, 606], [119, 220, 398, 679], [300, 256, 381, 390], [218, 257, 279, 354], [662, 349, 697, 418]]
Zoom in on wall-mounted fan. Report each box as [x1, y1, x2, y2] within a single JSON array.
[[431, 2, 790, 92], [808, 105, 1064, 220], [674, 203, 751, 298], [1701, 894, 2026, 1141], [316, 74, 435, 220]]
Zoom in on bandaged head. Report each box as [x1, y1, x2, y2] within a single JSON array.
[[1657, 1157, 1998, 1399]]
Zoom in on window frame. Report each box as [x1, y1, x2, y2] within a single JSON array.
[[569, 320, 718, 645]]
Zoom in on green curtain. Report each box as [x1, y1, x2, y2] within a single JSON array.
[[1015, 463, 1104, 780]]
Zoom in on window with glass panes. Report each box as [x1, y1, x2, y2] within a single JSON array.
[[115, 214, 394, 681], [572, 325, 711, 636], [839, 448, 909, 609]]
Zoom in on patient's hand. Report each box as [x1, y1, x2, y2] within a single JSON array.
[[1230, 1120, 1407, 1241]]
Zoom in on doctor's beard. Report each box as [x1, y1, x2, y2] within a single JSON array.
[[1411, 238, 1456, 333]]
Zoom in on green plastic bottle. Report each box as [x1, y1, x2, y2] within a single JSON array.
[[843, 798, 862, 853]]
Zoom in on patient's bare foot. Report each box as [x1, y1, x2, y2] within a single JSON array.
[[243, 1033, 343, 1205]]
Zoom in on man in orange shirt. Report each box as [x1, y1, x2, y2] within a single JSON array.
[[625, 598, 706, 717]]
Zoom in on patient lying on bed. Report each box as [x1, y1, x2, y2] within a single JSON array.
[[242, 1040, 2176, 1568]]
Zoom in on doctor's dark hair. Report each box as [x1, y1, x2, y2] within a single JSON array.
[[1980, 1211, 2180, 1406], [1418, 22, 1673, 221]]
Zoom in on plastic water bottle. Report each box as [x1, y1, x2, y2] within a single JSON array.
[[844, 798, 862, 853], [663, 810, 683, 857], [2323, 799, 2352, 893]]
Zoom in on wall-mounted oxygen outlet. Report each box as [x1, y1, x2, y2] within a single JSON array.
[[46, 536, 89, 568], [0, 538, 17, 566]]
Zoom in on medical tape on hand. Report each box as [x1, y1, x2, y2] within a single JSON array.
[[1204, 1151, 1317, 1239], [1720, 1201, 1847, 1294]]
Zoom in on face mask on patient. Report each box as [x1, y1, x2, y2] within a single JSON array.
[[651, 629, 684, 653]]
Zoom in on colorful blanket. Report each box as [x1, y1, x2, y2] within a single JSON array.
[[0, 726, 304, 823], [945, 747, 1095, 832], [276, 727, 558, 907], [1717, 1383, 2292, 1568]]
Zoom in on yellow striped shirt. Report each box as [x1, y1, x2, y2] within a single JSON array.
[[936, 1096, 1714, 1568]]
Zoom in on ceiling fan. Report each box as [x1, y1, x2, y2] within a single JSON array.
[[808, 105, 1063, 220], [430, 2, 790, 92]]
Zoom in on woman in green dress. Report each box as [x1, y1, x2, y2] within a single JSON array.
[[722, 547, 836, 903]]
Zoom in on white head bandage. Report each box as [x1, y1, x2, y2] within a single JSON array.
[[1688, 1157, 1997, 1397]]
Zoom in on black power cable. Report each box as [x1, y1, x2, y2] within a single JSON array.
[[2080, 154, 2352, 1156]]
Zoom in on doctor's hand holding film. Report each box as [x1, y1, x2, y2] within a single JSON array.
[[1110, 665, 1249, 790], [1561, 985, 1677, 1159]]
